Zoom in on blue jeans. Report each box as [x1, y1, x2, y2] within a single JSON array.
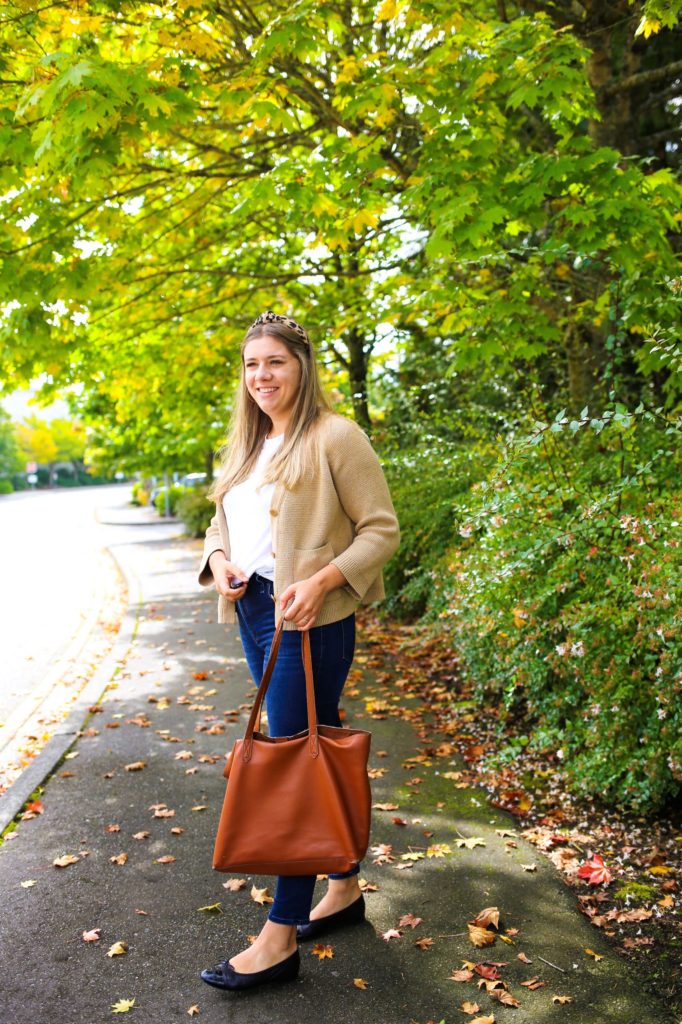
[[236, 573, 360, 925]]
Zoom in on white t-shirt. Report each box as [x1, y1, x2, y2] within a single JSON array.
[[222, 434, 283, 582]]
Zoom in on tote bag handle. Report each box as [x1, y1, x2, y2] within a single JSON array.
[[242, 618, 319, 762]]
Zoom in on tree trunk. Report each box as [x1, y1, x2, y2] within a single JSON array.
[[204, 447, 215, 480], [345, 325, 372, 431]]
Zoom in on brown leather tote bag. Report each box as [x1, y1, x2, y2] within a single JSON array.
[[212, 618, 372, 876]]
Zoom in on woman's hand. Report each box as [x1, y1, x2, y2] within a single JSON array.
[[280, 564, 346, 631], [208, 551, 248, 601]]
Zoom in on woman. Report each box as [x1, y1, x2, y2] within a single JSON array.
[[197, 310, 399, 992]]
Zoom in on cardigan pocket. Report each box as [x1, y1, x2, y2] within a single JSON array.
[[293, 542, 335, 581]]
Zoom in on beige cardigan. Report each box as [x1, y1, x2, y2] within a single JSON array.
[[198, 413, 400, 629]]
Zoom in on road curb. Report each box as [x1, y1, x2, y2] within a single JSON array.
[[0, 547, 143, 836]]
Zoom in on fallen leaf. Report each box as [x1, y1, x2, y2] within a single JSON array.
[[489, 988, 520, 1007], [468, 924, 496, 948], [223, 878, 247, 891], [105, 824, 121, 833], [401, 852, 424, 862], [358, 879, 379, 892], [174, 751, 193, 760], [449, 968, 474, 982], [132, 831, 150, 840], [372, 802, 399, 811], [197, 902, 222, 913], [124, 761, 146, 772], [414, 937, 435, 950], [82, 928, 102, 942], [456, 837, 486, 849], [153, 808, 175, 818], [392, 816, 408, 826], [398, 913, 423, 929], [53, 854, 80, 868], [107, 941, 128, 957], [461, 1001, 480, 1014], [658, 894, 674, 909], [381, 928, 403, 941], [311, 943, 334, 960], [615, 908, 652, 922], [577, 853, 612, 886], [520, 863, 537, 872], [135, 909, 148, 915], [187, 1006, 200, 1017], [472, 907, 499, 930], [250, 885, 273, 905], [470, 1016, 495, 1024], [426, 843, 452, 858], [111, 998, 135, 1013], [20, 880, 37, 888], [170, 827, 185, 835], [156, 855, 176, 864], [552, 995, 572, 1004], [110, 853, 128, 866], [191, 805, 208, 812], [583, 948, 604, 961], [517, 952, 532, 964], [520, 976, 545, 989], [353, 977, 369, 989]]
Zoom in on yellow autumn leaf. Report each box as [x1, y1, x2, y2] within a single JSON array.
[[635, 16, 661, 38], [53, 854, 80, 868], [353, 977, 369, 989], [250, 885, 273, 905], [107, 941, 128, 957], [197, 902, 223, 913], [111, 998, 136, 1013], [20, 880, 37, 888], [376, 0, 398, 21], [468, 924, 496, 947]]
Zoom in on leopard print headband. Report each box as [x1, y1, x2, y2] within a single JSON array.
[[249, 310, 310, 347]]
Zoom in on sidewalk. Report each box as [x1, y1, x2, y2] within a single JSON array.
[[0, 526, 668, 1024]]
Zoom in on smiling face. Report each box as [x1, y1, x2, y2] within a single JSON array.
[[243, 334, 303, 434]]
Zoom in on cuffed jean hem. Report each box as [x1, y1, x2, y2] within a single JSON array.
[[328, 864, 360, 880], [267, 910, 311, 926]]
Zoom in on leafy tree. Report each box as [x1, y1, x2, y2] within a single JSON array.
[[0, 406, 22, 479]]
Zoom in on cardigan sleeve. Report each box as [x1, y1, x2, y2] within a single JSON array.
[[324, 418, 400, 601], [198, 508, 227, 586]]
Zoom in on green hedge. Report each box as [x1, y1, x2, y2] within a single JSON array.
[[383, 404, 682, 812], [176, 489, 214, 538]]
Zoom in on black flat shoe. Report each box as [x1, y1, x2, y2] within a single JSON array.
[[296, 893, 366, 941], [200, 947, 300, 991]]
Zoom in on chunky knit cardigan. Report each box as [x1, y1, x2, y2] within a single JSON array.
[[198, 413, 400, 630]]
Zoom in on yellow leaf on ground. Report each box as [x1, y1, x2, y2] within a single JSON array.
[[20, 880, 37, 888], [107, 941, 128, 957], [471, 1016, 495, 1024], [584, 948, 604, 961], [250, 885, 273, 905], [467, 924, 496, 947], [353, 978, 368, 989], [187, 1006, 200, 1017], [455, 837, 486, 849], [197, 902, 222, 913], [311, 943, 334, 959], [552, 995, 572, 1004], [110, 853, 128, 866], [124, 761, 146, 771], [111, 998, 135, 1013], [461, 1001, 480, 1014], [53, 854, 80, 868]]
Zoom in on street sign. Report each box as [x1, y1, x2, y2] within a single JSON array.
[[26, 461, 38, 473], [27, 473, 38, 484]]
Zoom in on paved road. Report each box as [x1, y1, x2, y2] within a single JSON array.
[[0, 485, 175, 733]]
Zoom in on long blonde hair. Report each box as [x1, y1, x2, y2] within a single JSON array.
[[207, 319, 332, 501]]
